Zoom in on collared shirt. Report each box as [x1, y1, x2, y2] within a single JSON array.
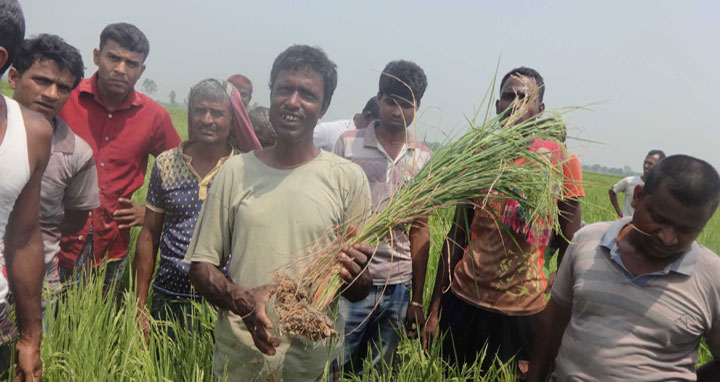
[[39, 117, 100, 266], [314, 118, 355, 152], [603, 220, 697, 286], [334, 121, 432, 285], [146, 142, 238, 297], [57, 73, 181, 268], [550, 219, 720, 381]]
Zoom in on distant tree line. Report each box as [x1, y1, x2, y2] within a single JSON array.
[[581, 163, 639, 177]]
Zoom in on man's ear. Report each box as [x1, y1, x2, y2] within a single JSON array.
[[0, 47, 8, 73], [495, 99, 501, 115], [139, 64, 146, 77], [415, 100, 421, 110], [93, 48, 101, 66], [7, 67, 19, 90], [538, 102, 545, 113], [631, 184, 645, 209]]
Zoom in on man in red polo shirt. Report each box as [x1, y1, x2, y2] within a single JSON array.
[[58, 22, 181, 284]]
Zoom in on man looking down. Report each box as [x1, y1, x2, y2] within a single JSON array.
[[528, 155, 720, 382]]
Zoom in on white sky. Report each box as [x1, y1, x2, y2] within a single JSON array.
[[19, 0, 720, 171]]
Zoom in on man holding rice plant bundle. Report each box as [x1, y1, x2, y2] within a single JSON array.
[[528, 155, 720, 382], [186, 45, 373, 381], [425, 67, 573, 377], [334, 59, 431, 373]]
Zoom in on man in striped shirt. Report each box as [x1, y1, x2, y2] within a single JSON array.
[[334, 60, 431, 373], [528, 155, 720, 382]]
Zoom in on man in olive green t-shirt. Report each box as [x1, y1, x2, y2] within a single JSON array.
[[186, 45, 373, 381]]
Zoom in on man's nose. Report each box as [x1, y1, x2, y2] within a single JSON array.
[[42, 84, 59, 101], [285, 91, 301, 109], [201, 111, 214, 124], [114, 60, 127, 74]]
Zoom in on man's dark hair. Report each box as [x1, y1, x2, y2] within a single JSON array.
[[362, 96, 379, 119], [13, 34, 84, 89], [378, 60, 428, 103], [647, 149, 666, 160], [500, 66, 545, 102], [99, 23, 150, 60], [269, 45, 337, 110], [0, 0, 25, 75], [644, 154, 720, 211]]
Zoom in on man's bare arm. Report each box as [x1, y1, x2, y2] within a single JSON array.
[[557, 199, 581, 265], [132, 208, 164, 308], [406, 215, 430, 336], [526, 298, 572, 382], [424, 204, 474, 344], [608, 189, 623, 218], [5, 109, 51, 381], [189, 262, 279, 355]]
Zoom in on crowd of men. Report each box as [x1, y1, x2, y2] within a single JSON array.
[[1, 1, 720, 381]]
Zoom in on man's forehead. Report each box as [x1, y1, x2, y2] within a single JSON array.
[[25, 58, 75, 82], [276, 66, 324, 86], [193, 98, 230, 108], [101, 40, 145, 61], [501, 75, 535, 93]]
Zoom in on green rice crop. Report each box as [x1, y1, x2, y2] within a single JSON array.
[[2, 81, 718, 380]]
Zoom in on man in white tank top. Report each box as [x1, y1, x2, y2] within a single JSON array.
[[0, 1, 53, 380]]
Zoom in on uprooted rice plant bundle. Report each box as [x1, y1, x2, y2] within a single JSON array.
[[274, 85, 568, 341]]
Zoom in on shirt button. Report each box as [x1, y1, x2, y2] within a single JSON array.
[[100, 162, 105, 167], [78, 235, 84, 241], [108, 114, 113, 119], [105, 136, 109, 141]]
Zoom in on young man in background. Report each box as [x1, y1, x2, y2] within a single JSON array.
[[334, 60, 431, 373], [58, 23, 181, 285], [609, 149, 665, 218]]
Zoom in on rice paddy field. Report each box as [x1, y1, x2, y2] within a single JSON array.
[[1, 93, 718, 380]]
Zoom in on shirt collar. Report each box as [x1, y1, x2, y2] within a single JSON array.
[[51, 117, 75, 153], [363, 120, 418, 149], [178, 140, 239, 163], [78, 72, 143, 111], [599, 218, 699, 277]]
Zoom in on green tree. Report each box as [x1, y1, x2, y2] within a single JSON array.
[[141, 78, 157, 97]]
